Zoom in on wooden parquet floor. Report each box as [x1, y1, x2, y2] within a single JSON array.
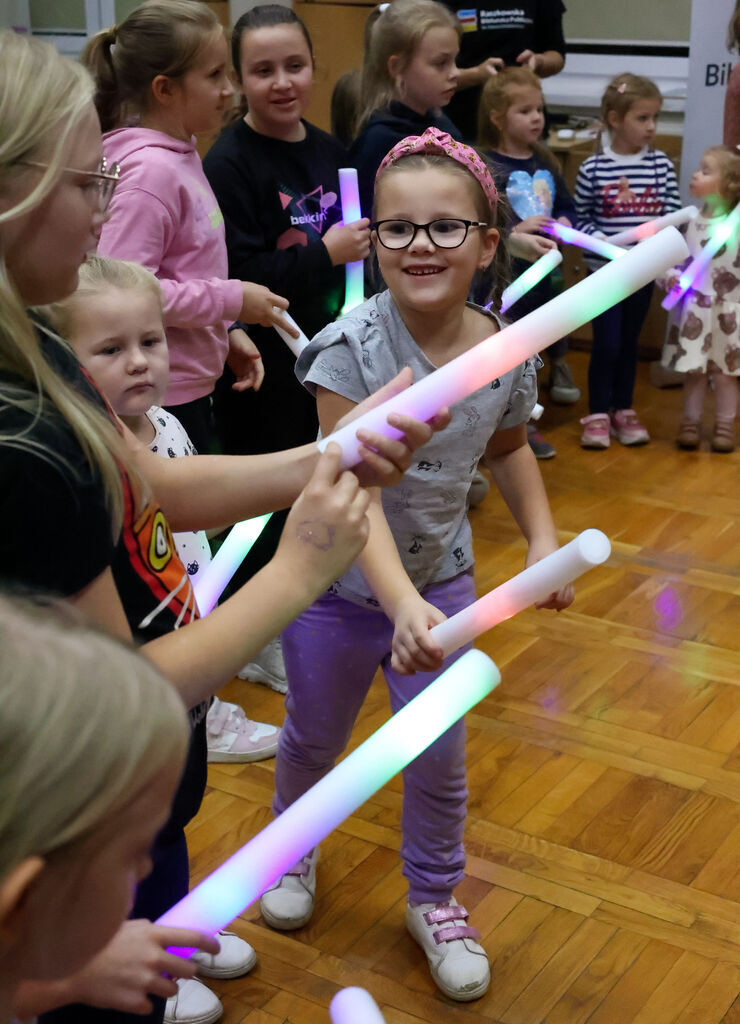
[[189, 351, 740, 1023]]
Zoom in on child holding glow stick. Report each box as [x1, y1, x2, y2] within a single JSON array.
[[661, 146, 740, 452], [575, 72, 681, 449], [262, 126, 573, 1002]]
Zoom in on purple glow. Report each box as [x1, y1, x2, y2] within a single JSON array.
[[654, 585, 682, 631]]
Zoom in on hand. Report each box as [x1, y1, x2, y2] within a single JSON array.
[[227, 327, 264, 392], [556, 216, 572, 227], [323, 218, 371, 265], [661, 269, 680, 292], [239, 283, 298, 338], [390, 594, 446, 674], [476, 56, 504, 83], [514, 215, 551, 235], [516, 49, 541, 73], [507, 231, 557, 262], [336, 367, 452, 488], [525, 539, 575, 611], [64, 920, 220, 1015]]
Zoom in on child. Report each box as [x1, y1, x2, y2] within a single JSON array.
[[261, 127, 573, 1002], [83, 0, 298, 455], [350, 0, 463, 219], [575, 72, 681, 449], [661, 146, 740, 452]]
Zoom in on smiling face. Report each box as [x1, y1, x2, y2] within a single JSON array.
[[608, 97, 661, 154], [171, 30, 234, 137], [393, 26, 460, 115], [239, 23, 314, 140], [497, 85, 545, 152], [67, 285, 170, 417], [690, 152, 722, 200]]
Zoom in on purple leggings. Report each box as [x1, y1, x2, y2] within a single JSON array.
[[277, 571, 476, 904]]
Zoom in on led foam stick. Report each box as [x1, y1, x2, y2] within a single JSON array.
[[339, 167, 365, 314], [331, 988, 386, 1024], [662, 201, 740, 311], [319, 226, 688, 467], [156, 649, 500, 950], [272, 307, 310, 357], [191, 514, 271, 616], [430, 529, 610, 656], [542, 221, 627, 261], [608, 205, 699, 247], [500, 249, 563, 314]]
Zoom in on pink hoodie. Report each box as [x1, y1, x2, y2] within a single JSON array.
[[99, 128, 243, 405]]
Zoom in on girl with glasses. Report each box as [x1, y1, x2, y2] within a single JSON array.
[[260, 126, 572, 1002]]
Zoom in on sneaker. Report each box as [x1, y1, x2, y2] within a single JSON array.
[[712, 419, 736, 453], [467, 467, 490, 509], [238, 635, 287, 694], [580, 413, 610, 449], [206, 698, 280, 764], [610, 409, 650, 446], [527, 424, 556, 459], [259, 847, 318, 930], [548, 359, 581, 404], [406, 897, 490, 1002], [164, 978, 222, 1024], [676, 419, 701, 450], [192, 930, 257, 979]]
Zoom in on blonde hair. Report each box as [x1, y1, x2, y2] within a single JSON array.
[[82, 0, 222, 132], [0, 31, 132, 538], [703, 145, 740, 207], [0, 593, 188, 883], [358, 0, 460, 133], [44, 255, 164, 342], [601, 72, 662, 128]]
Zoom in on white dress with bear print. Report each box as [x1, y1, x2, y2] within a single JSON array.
[[662, 213, 740, 375]]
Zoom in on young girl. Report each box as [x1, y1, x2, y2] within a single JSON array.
[[661, 145, 740, 452], [261, 127, 572, 1002], [83, 0, 297, 455], [575, 72, 681, 449], [350, 0, 463, 219]]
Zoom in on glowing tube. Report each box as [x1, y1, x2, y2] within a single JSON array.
[[500, 249, 562, 314], [191, 514, 271, 616], [662, 201, 740, 310], [339, 167, 365, 314], [608, 205, 698, 246], [273, 307, 310, 357], [430, 529, 610, 655], [331, 988, 386, 1024], [542, 221, 627, 261], [155, 649, 500, 951], [319, 227, 688, 467]]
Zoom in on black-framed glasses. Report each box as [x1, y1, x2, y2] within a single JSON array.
[[371, 218, 489, 250], [19, 156, 120, 213]]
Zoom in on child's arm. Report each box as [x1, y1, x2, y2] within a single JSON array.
[[661, 155, 682, 215], [482, 423, 574, 610], [574, 160, 599, 235]]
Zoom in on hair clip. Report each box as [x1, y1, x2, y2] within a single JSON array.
[[378, 3, 390, 10], [617, 83, 627, 93]]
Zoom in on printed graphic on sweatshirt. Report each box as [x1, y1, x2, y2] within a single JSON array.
[[601, 176, 663, 219], [276, 183, 340, 249]]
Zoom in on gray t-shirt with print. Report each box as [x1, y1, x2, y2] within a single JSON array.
[[296, 289, 538, 606]]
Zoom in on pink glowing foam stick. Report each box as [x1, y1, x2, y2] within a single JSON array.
[[662, 201, 740, 311], [608, 205, 699, 247], [339, 167, 365, 314], [430, 529, 610, 656], [330, 988, 386, 1023], [318, 227, 688, 467], [542, 221, 627, 261]]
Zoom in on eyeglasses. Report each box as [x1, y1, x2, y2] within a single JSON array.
[[371, 218, 489, 250], [19, 156, 120, 213]]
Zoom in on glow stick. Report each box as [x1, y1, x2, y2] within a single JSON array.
[[272, 307, 310, 357], [430, 529, 610, 655], [608, 205, 699, 247], [191, 514, 271, 616], [500, 249, 562, 313], [331, 988, 386, 1024], [542, 221, 627, 261], [339, 167, 365, 314], [156, 649, 500, 951], [662, 201, 740, 310], [319, 227, 688, 467]]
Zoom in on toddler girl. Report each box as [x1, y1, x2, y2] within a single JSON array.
[[662, 145, 740, 452], [575, 72, 681, 449]]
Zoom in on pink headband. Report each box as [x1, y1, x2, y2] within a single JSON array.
[[376, 126, 498, 213]]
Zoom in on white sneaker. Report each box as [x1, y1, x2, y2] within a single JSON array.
[[192, 929, 257, 979], [406, 897, 490, 1002], [206, 698, 280, 763], [164, 978, 222, 1024], [238, 635, 288, 694], [259, 847, 318, 930]]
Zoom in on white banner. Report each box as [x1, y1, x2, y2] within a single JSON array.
[[681, 0, 737, 199]]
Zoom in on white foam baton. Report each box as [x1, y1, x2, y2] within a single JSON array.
[[331, 988, 386, 1023], [155, 649, 500, 952], [191, 514, 271, 617], [318, 226, 688, 467], [272, 307, 310, 357], [608, 205, 698, 247], [430, 529, 610, 655], [339, 167, 365, 314], [662, 201, 740, 310], [500, 248, 562, 314], [542, 221, 628, 261]]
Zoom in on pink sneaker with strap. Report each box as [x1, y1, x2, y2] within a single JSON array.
[[580, 413, 610, 448], [610, 408, 650, 445], [406, 897, 490, 1001]]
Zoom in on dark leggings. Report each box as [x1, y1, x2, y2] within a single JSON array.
[[163, 394, 217, 456], [588, 282, 654, 413]]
